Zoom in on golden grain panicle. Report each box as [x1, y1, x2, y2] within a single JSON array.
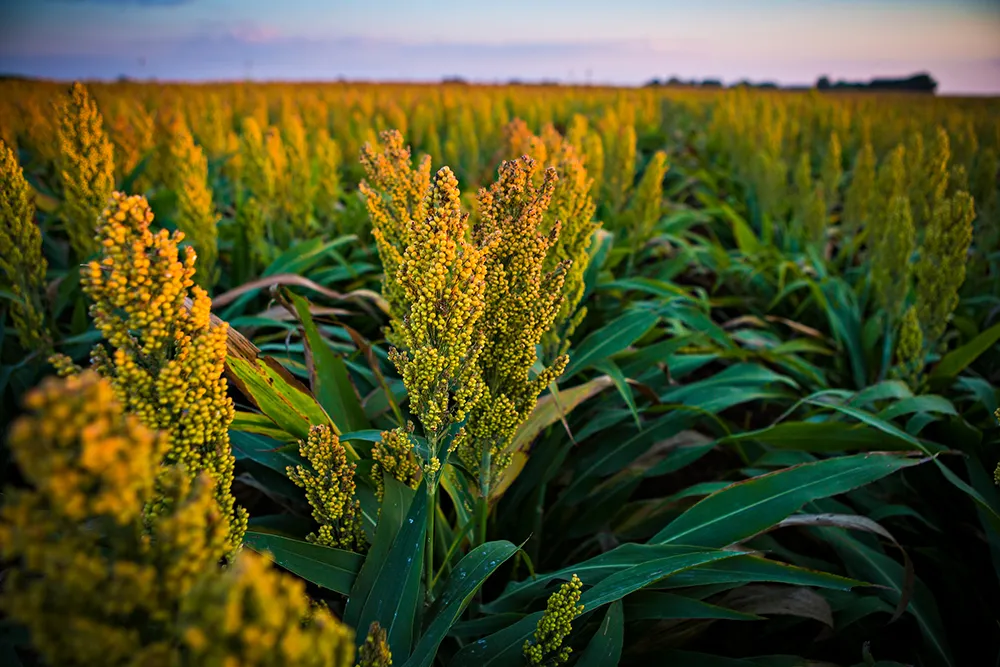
[[287, 424, 367, 553], [57, 81, 115, 260], [390, 165, 492, 447], [357, 621, 393, 667], [461, 157, 569, 485], [360, 129, 433, 337], [372, 425, 422, 500], [164, 112, 220, 287], [0, 139, 50, 350], [82, 191, 247, 555], [915, 191, 975, 351]]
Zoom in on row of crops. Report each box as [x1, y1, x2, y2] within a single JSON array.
[[0, 79, 998, 666]]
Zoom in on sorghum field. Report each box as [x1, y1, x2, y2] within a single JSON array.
[[1, 80, 998, 667]]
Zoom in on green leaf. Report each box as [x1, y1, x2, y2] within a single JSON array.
[[230, 430, 303, 474], [809, 401, 1000, 531], [650, 453, 925, 546], [352, 480, 427, 660], [601, 276, 689, 300], [593, 360, 641, 428], [931, 321, 1000, 380], [582, 228, 614, 302], [583, 550, 739, 608], [485, 543, 708, 614], [220, 236, 350, 319], [719, 421, 918, 453], [227, 355, 329, 441], [556, 411, 694, 508], [287, 292, 370, 433], [403, 541, 518, 667], [563, 309, 660, 380], [345, 475, 416, 628], [246, 514, 314, 538], [848, 380, 913, 407], [243, 531, 362, 595], [624, 591, 762, 621], [878, 395, 957, 421], [575, 601, 624, 667], [655, 555, 865, 591], [719, 201, 760, 255], [231, 411, 294, 440]]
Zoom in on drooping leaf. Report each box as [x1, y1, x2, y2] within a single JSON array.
[[624, 591, 762, 621]]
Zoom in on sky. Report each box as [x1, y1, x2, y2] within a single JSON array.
[[1, 0, 999, 94]]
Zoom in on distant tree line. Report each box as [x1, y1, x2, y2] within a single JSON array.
[[643, 72, 938, 94]]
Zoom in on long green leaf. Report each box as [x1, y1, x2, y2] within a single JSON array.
[[931, 321, 1000, 380], [650, 453, 925, 546], [230, 430, 302, 474], [243, 531, 362, 595], [624, 591, 762, 621], [485, 543, 706, 614], [655, 555, 865, 590], [353, 481, 427, 659], [403, 541, 518, 667], [231, 411, 293, 440], [563, 309, 659, 380], [719, 421, 917, 453], [345, 476, 415, 628]]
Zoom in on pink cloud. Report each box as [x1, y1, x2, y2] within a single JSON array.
[[227, 21, 281, 44]]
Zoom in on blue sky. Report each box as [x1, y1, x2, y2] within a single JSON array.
[[1, 0, 998, 93]]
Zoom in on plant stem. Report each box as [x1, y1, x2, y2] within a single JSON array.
[[476, 448, 492, 547], [426, 481, 436, 597], [424, 431, 442, 599]]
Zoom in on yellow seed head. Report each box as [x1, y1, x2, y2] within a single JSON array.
[[0, 139, 50, 350], [287, 425, 367, 553], [57, 82, 115, 259], [82, 192, 247, 555]]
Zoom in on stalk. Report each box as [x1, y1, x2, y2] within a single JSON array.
[[424, 431, 442, 598], [426, 482, 436, 596], [476, 447, 492, 547]]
